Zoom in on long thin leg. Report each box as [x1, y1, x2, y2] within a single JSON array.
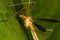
[[7, 0, 36, 22], [44, 29, 53, 40], [26, 0, 31, 16], [7, 6, 26, 23], [0, 6, 27, 22], [30, 2, 36, 14], [22, 1, 36, 16], [9, 2, 36, 7], [25, 0, 36, 16], [9, 2, 29, 6]]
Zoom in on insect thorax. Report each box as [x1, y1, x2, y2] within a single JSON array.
[[19, 15, 33, 29]]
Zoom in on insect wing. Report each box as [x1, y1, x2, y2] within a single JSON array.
[[33, 22, 46, 32], [37, 18, 60, 23]]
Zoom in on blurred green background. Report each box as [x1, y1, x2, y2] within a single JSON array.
[[0, 0, 60, 40]]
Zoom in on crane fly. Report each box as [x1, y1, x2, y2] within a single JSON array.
[[2, 0, 60, 40]]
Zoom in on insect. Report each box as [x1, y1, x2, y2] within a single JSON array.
[[2, 0, 60, 40]]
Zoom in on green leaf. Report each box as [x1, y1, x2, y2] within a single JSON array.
[[0, 0, 60, 40]]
